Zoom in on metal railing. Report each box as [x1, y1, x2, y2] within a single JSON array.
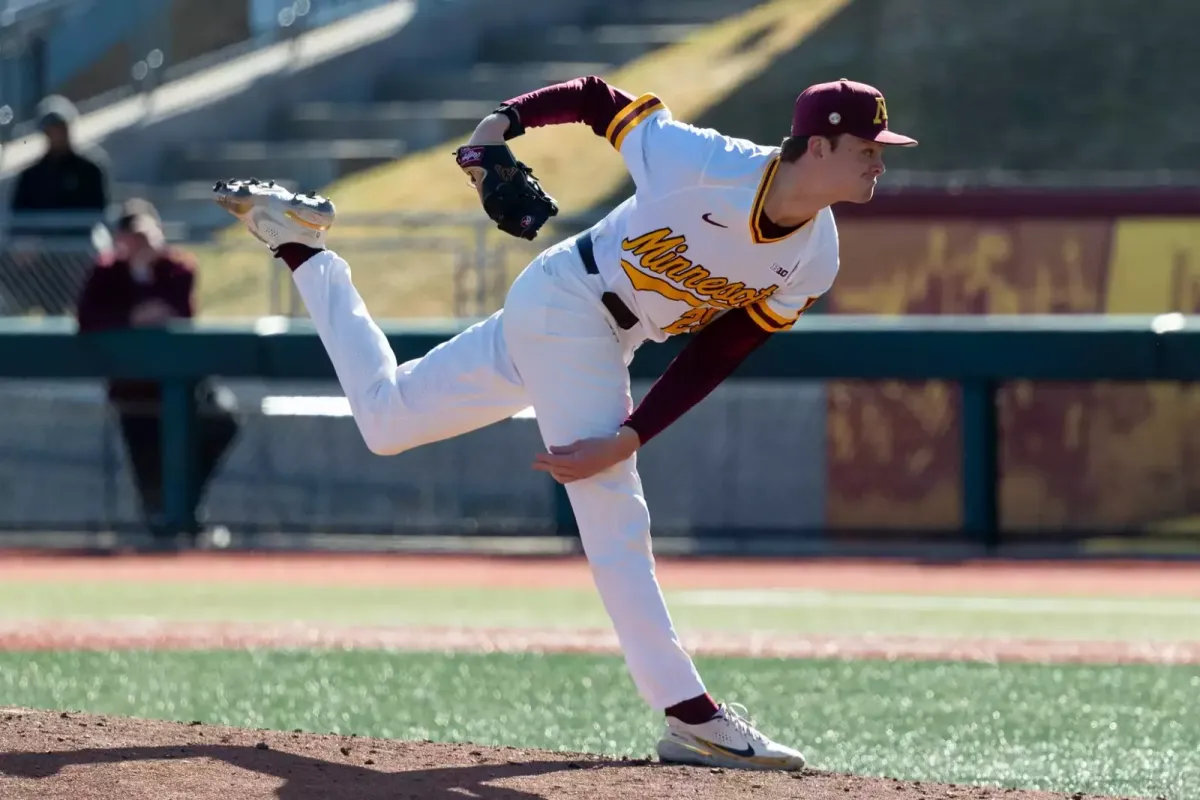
[[6, 314, 1200, 552]]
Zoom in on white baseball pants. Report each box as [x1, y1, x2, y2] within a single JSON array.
[[291, 240, 707, 710]]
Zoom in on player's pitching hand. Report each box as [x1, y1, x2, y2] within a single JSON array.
[[533, 427, 641, 484]]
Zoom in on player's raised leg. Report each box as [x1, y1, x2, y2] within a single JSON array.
[[214, 179, 529, 454], [501, 245, 806, 772]]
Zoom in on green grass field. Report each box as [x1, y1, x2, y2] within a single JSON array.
[[3, 650, 1196, 798], [3, 581, 1200, 641], [1, 572, 1197, 798]]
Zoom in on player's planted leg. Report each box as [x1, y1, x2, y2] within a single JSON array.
[[501, 244, 806, 773]]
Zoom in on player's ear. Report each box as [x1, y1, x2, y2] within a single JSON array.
[[810, 134, 844, 160]]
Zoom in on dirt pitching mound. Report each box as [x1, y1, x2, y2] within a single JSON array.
[[0, 709, 1122, 800]]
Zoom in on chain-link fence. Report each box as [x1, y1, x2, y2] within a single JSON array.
[[0, 238, 95, 316], [0, 232, 503, 321], [0, 212, 108, 316], [0, 209, 601, 320]]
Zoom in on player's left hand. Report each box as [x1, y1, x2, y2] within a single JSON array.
[[533, 427, 641, 484]]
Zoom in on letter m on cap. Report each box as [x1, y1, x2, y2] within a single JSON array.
[[874, 97, 888, 125]]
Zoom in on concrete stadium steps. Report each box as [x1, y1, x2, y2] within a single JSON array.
[[582, 0, 769, 26], [97, 0, 784, 236], [163, 139, 408, 189], [475, 23, 702, 65], [374, 61, 617, 102], [280, 101, 496, 149], [689, 0, 1200, 175]]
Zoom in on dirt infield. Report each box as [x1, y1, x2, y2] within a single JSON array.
[[1, 553, 1192, 798], [0, 709, 1128, 800]]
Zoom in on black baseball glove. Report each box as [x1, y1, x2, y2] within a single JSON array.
[[454, 143, 558, 240]]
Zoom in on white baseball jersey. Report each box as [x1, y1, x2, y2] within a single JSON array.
[[286, 90, 845, 718], [587, 93, 841, 343]]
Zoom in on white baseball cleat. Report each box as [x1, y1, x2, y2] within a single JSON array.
[[656, 702, 807, 772], [212, 178, 335, 249]]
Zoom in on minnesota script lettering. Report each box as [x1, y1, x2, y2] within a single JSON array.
[[619, 228, 778, 309]]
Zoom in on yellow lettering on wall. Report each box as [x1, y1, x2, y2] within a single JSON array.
[[1105, 219, 1200, 313]]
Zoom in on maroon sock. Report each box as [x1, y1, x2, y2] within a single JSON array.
[[665, 693, 720, 724], [274, 243, 324, 272]]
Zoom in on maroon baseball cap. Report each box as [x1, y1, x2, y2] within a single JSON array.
[[791, 78, 917, 146]]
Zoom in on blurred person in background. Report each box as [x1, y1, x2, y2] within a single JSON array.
[[2, 95, 111, 316], [75, 199, 241, 545]]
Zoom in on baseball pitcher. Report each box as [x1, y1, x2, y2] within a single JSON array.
[[215, 76, 916, 771]]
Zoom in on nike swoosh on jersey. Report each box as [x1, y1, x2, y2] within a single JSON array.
[[701, 213, 728, 228]]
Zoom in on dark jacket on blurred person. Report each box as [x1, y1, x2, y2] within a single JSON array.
[[2, 96, 111, 315], [9, 148, 109, 236], [75, 200, 240, 536], [8, 96, 110, 237]]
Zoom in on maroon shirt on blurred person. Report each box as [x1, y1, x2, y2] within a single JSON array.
[[75, 247, 197, 407]]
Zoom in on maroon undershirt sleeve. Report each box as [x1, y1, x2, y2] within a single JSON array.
[[500, 75, 637, 138], [623, 308, 773, 445]]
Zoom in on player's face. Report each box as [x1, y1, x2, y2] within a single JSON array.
[[831, 136, 886, 203]]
